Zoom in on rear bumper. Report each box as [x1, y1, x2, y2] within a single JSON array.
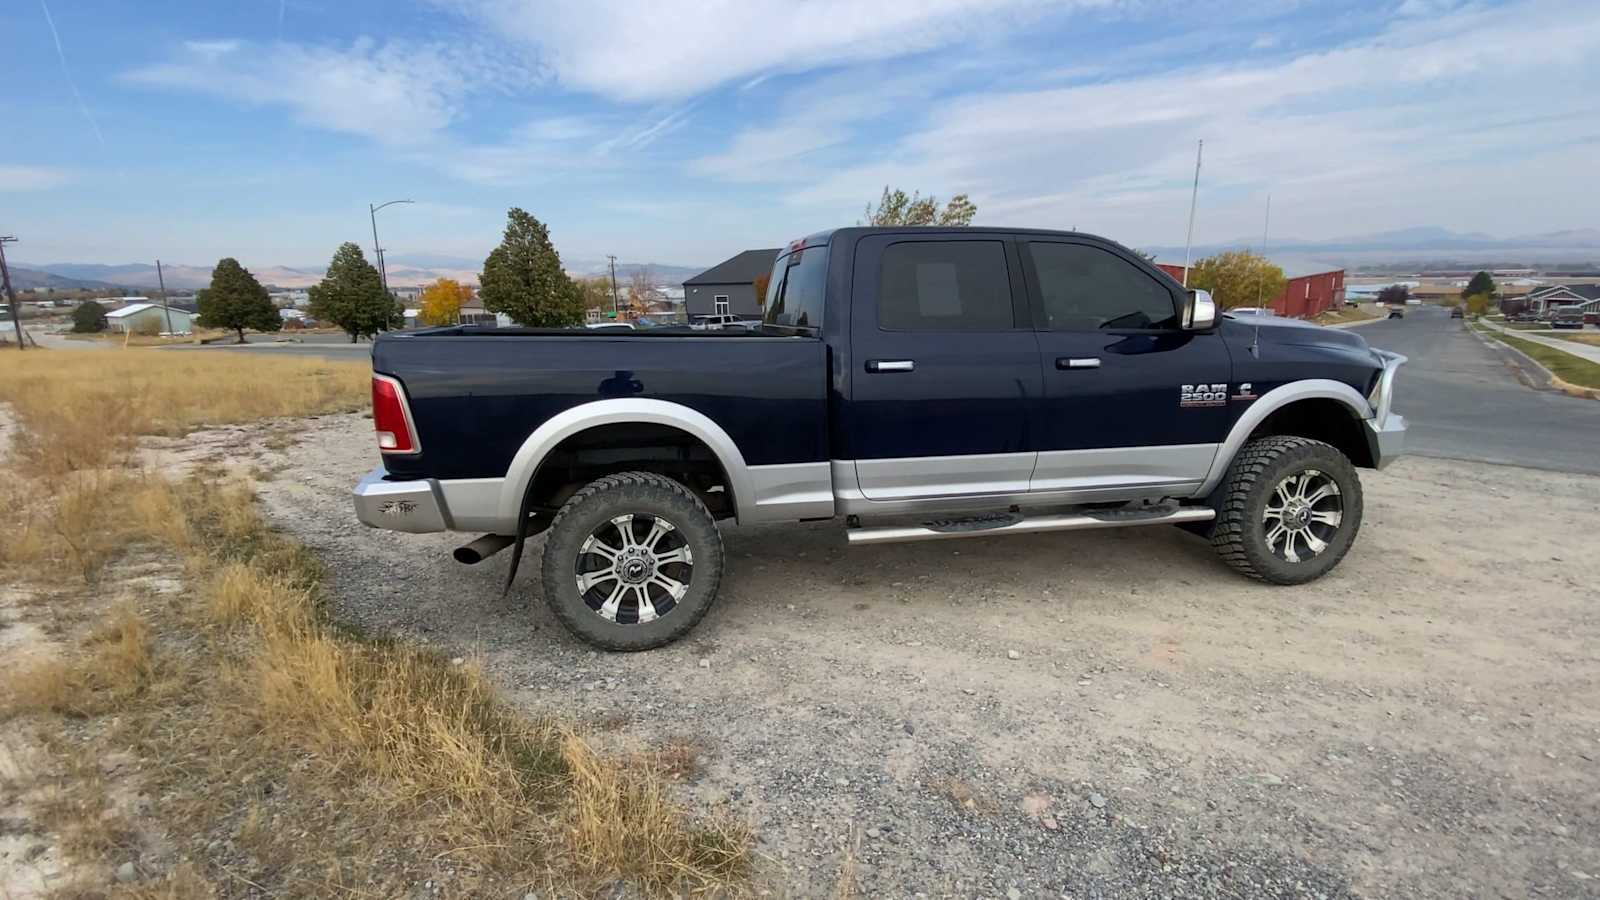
[[353, 466, 451, 533]]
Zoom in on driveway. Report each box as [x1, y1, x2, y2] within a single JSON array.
[[1361, 305, 1600, 474], [225, 412, 1600, 900]]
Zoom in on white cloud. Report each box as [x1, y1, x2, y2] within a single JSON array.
[[752, 0, 1600, 242], [0, 165, 72, 191], [124, 38, 501, 146], [438, 0, 1080, 102]]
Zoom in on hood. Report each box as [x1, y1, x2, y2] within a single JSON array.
[[1219, 315, 1375, 356]]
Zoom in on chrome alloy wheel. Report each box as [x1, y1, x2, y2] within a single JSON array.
[[1262, 468, 1343, 564], [574, 513, 694, 625]]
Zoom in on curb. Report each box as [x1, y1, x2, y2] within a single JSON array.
[[1470, 323, 1600, 400]]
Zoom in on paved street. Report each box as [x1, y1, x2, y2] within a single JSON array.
[[1360, 305, 1600, 474]]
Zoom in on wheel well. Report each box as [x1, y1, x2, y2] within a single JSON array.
[[1248, 398, 1374, 468], [525, 423, 737, 519]]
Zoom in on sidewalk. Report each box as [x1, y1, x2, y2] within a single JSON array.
[[1479, 319, 1600, 365]]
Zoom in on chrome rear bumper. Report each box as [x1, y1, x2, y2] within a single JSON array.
[[353, 466, 450, 533]]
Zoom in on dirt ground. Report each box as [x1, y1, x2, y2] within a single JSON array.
[[172, 414, 1600, 896]]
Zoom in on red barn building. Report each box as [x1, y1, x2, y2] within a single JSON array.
[[1157, 263, 1345, 319]]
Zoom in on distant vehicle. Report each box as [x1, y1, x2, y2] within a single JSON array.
[[586, 322, 636, 331], [1387, 307, 1405, 319], [1405, 298, 1421, 305], [1450, 307, 1464, 319], [1550, 308, 1585, 329], [1226, 307, 1274, 317], [689, 314, 759, 331]]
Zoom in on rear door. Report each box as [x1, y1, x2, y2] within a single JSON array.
[[846, 233, 1042, 501], [1021, 237, 1234, 493]]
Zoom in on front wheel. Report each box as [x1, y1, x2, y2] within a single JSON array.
[[1208, 436, 1364, 584], [540, 472, 724, 650]]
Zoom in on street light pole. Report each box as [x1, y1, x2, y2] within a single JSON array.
[[368, 199, 414, 295]]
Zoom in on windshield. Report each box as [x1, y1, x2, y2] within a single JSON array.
[[762, 245, 829, 332]]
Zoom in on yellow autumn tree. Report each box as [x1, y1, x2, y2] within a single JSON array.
[[418, 278, 471, 326]]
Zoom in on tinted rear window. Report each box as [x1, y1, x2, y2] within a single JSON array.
[[762, 246, 828, 332], [878, 240, 1014, 331]]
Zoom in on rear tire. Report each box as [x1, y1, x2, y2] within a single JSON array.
[[540, 472, 724, 651], [1208, 436, 1363, 584]]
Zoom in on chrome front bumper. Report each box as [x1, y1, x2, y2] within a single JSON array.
[[353, 466, 450, 533], [1365, 414, 1406, 469]]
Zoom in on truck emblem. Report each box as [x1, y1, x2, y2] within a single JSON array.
[[1232, 382, 1258, 402], [1179, 383, 1228, 408]]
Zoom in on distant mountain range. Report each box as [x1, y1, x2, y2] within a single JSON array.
[[12, 254, 710, 292], [15, 226, 1595, 293], [1145, 226, 1600, 271]]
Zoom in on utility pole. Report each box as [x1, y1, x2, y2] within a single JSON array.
[[369, 199, 414, 296], [1181, 139, 1203, 288], [156, 258, 174, 334], [606, 254, 620, 316], [0, 236, 23, 350]]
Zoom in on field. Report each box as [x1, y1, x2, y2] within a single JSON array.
[[0, 349, 747, 898]]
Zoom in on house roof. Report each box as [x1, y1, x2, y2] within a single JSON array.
[[683, 249, 780, 286], [1529, 284, 1600, 302], [106, 303, 157, 317]]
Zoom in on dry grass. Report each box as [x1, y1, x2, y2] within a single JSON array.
[[1312, 305, 1381, 326], [1551, 332, 1600, 348], [0, 350, 751, 897], [0, 349, 368, 478]]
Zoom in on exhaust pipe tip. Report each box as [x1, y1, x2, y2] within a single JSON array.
[[454, 533, 514, 565]]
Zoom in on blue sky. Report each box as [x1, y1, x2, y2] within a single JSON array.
[[2, 0, 1597, 269]]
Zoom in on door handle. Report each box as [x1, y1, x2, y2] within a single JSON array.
[[866, 359, 915, 373], [1057, 357, 1101, 370]]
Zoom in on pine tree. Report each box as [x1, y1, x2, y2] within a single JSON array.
[[308, 242, 397, 342], [197, 258, 280, 343], [1462, 271, 1497, 299], [479, 208, 584, 327]]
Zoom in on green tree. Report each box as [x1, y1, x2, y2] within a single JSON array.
[[1189, 250, 1287, 310], [308, 242, 399, 342], [479, 208, 584, 327], [71, 300, 108, 333], [1462, 270, 1497, 299], [196, 258, 280, 344], [862, 186, 978, 226], [1376, 284, 1411, 306]]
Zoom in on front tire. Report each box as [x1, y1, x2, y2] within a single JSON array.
[[540, 472, 724, 651], [1208, 436, 1363, 584]]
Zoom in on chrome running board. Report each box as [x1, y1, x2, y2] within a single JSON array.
[[845, 505, 1215, 546]]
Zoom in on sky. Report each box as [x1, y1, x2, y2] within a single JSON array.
[[1, 0, 1597, 269]]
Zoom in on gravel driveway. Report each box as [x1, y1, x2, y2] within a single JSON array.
[[222, 414, 1600, 898]]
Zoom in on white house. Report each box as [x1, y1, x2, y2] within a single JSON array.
[[106, 303, 195, 334]]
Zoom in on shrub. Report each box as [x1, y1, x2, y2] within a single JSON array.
[[71, 300, 108, 333]]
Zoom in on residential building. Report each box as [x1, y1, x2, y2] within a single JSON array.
[[682, 249, 779, 317], [1521, 284, 1600, 315], [106, 302, 194, 334]]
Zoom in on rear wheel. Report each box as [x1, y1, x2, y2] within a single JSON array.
[[540, 472, 724, 650], [1208, 436, 1363, 584]]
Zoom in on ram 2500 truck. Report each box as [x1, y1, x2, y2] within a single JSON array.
[[354, 226, 1406, 650]]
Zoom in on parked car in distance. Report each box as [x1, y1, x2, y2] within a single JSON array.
[[1450, 307, 1464, 319], [1387, 306, 1405, 319], [689, 314, 759, 331], [355, 225, 1407, 650], [1549, 308, 1585, 329]]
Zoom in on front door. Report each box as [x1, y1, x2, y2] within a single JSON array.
[[847, 234, 1041, 501], [1020, 238, 1234, 494]]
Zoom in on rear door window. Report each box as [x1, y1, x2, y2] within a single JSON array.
[[1026, 242, 1179, 330], [878, 241, 1014, 331], [763, 245, 828, 331]]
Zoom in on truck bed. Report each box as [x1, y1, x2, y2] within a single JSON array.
[[372, 329, 828, 482]]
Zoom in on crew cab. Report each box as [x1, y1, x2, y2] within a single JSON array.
[[355, 227, 1406, 650]]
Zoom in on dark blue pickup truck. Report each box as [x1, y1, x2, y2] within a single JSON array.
[[355, 227, 1406, 650]]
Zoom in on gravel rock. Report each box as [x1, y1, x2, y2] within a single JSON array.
[[115, 862, 137, 884], [1088, 792, 1107, 809], [1007, 649, 1022, 660]]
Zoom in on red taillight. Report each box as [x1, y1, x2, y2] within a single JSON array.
[[371, 375, 418, 454]]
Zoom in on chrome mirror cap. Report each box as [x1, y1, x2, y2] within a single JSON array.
[[1185, 289, 1217, 330]]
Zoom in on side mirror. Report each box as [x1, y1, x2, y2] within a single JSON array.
[[1183, 289, 1217, 330]]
